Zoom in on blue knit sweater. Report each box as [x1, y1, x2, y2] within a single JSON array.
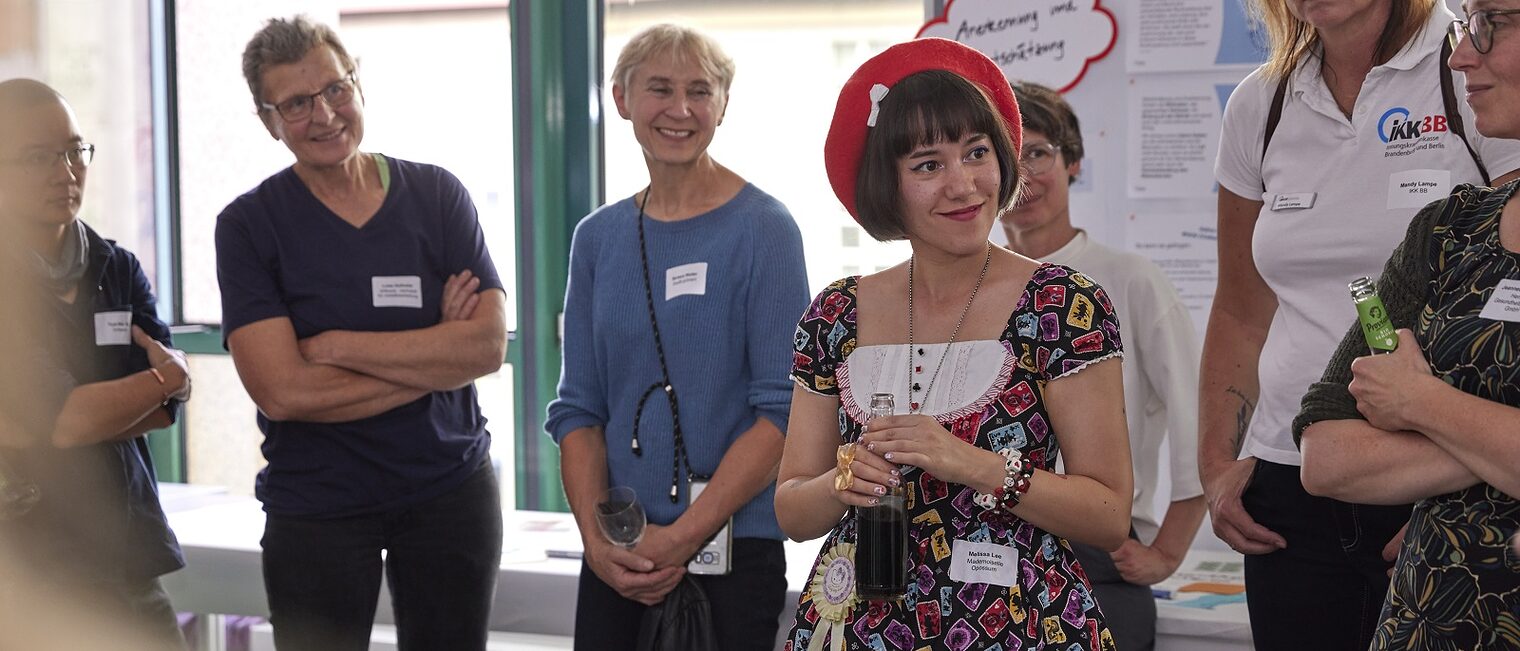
[[546, 184, 809, 539]]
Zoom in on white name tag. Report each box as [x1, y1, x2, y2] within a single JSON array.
[[1269, 192, 1316, 211], [94, 310, 131, 346], [1479, 279, 1520, 322], [948, 540, 1018, 587], [1386, 169, 1451, 210], [372, 276, 423, 308], [665, 262, 707, 300]]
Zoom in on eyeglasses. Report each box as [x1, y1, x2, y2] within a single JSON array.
[[1019, 142, 1064, 175], [3, 144, 95, 174], [260, 74, 358, 123], [1449, 10, 1520, 54]]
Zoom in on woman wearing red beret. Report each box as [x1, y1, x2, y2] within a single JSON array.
[[775, 39, 1132, 651]]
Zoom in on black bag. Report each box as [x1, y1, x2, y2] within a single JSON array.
[[633, 575, 719, 651]]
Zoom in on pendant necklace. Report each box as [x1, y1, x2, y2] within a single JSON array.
[[906, 243, 992, 413]]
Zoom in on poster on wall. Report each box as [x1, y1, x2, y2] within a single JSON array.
[[1127, 77, 1234, 198], [1126, 0, 1268, 72], [918, 0, 1117, 93], [1125, 212, 1219, 337]]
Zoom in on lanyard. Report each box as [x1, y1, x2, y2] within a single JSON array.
[[631, 189, 696, 503]]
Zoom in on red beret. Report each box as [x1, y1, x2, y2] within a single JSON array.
[[824, 38, 1022, 221]]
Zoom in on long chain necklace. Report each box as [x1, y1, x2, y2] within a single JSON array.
[[906, 243, 992, 413]]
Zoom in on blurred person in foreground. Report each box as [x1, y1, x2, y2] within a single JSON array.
[[0, 78, 190, 651]]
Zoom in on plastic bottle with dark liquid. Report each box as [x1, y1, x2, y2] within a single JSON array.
[[856, 392, 907, 602]]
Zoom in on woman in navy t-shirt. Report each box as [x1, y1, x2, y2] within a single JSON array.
[[215, 16, 506, 651]]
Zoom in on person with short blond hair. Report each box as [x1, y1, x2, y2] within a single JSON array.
[[547, 23, 807, 650]]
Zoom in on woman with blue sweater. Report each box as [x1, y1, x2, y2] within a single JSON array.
[[545, 23, 809, 650]]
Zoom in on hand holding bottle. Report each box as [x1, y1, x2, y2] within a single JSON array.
[[1348, 329, 1443, 432]]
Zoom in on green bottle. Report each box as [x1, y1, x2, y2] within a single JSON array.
[[1349, 277, 1397, 354]]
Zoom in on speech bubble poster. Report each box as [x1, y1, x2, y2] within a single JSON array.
[[917, 0, 1118, 93]]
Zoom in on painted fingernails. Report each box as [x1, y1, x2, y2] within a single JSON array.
[[889, 478, 900, 487], [866, 443, 876, 451], [874, 486, 885, 495], [884, 452, 894, 461]]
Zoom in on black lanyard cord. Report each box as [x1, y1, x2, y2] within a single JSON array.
[[632, 188, 693, 503]]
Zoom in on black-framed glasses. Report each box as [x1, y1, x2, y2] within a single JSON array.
[[260, 73, 358, 123], [1449, 10, 1520, 54], [1018, 142, 1064, 175], [4, 144, 95, 174]]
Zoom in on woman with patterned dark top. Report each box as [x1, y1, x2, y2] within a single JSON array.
[[774, 39, 1132, 651], [1295, 4, 1520, 648]]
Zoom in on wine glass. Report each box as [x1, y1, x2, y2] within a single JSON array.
[[594, 486, 646, 549]]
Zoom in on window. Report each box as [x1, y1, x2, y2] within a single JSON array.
[[841, 226, 860, 248], [602, 0, 924, 295], [0, 0, 158, 278]]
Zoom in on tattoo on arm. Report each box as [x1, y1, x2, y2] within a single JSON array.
[[1225, 386, 1256, 456]]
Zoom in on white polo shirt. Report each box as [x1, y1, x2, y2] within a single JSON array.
[[1045, 231, 1203, 544], [1215, 4, 1520, 467]]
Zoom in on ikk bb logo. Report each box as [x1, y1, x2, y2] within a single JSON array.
[[1378, 106, 1448, 143]]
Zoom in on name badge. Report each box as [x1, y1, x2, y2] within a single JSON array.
[[665, 262, 708, 301], [948, 540, 1018, 587], [1386, 169, 1451, 210], [1479, 279, 1520, 322], [372, 276, 423, 308], [1269, 192, 1316, 211], [94, 310, 131, 346]]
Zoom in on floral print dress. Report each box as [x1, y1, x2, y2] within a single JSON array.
[[785, 263, 1122, 651], [1371, 183, 1520, 650]]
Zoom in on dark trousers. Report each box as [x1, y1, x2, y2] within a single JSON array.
[[0, 576, 186, 651], [1241, 459, 1411, 651], [1071, 532, 1156, 651], [261, 462, 503, 651], [573, 538, 787, 651]]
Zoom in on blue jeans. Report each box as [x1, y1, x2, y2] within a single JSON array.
[[1241, 459, 1410, 651], [573, 538, 787, 651], [261, 461, 503, 651]]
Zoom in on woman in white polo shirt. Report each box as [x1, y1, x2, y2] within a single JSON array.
[[1204, 0, 1520, 648]]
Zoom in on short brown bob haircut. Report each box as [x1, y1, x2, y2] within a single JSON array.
[[854, 69, 1020, 242]]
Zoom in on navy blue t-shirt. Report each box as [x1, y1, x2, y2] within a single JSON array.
[[0, 224, 184, 583], [215, 156, 499, 517]]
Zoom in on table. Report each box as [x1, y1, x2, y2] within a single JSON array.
[[160, 490, 1252, 650]]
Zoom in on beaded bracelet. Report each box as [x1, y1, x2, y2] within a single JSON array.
[[973, 447, 1034, 511]]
